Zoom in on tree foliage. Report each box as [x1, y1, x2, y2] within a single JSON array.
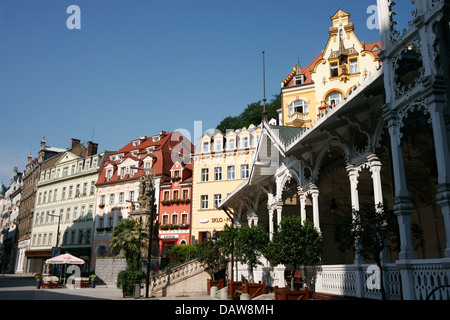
[[196, 239, 228, 280], [109, 219, 148, 270], [266, 217, 323, 289], [216, 94, 281, 133], [233, 225, 269, 283]]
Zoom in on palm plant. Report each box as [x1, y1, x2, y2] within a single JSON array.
[[109, 219, 148, 270]]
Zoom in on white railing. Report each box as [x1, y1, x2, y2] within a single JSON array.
[[151, 259, 206, 292], [410, 259, 450, 300], [306, 259, 449, 300]]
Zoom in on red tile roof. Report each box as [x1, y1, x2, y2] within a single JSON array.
[[282, 41, 382, 88], [96, 132, 194, 187]]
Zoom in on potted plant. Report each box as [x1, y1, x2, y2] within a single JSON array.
[[89, 274, 97, 288], [35, 274, 42, 289], [117, 269, 145, 297]]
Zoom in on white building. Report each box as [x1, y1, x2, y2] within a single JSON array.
[[220, 2, 450, 300], [27, 139, 104, 273]]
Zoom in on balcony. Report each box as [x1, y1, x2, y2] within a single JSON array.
[[286, 112, 312, 127]]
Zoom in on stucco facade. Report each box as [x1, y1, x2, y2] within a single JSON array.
[[27, 139, 103, 273], [191, 125, 260, 243]]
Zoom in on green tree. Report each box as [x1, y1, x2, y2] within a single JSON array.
[[234, 225, 269, 283], [196, 239, 228, 280], [110, 219, 148, 270], [266, 217, 323, 290], [334, 203, 423, 300], [216, 94, 281, 132], [167, 244, 198, 264]]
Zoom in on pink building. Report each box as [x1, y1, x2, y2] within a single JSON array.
[[158, 161, 193, 256], [91, 131, 193, 268]]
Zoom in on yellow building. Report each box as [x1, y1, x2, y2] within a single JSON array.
[[281, 9, 381, 128], [191, 125, 260, 243]]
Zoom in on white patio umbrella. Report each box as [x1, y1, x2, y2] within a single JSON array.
[[45, 253, 85, 285], [45, 253, 85, 265]]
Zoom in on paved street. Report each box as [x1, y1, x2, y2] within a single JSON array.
[[0, 274, 213, 300]]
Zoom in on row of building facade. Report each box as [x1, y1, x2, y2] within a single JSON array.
[[0, 126, 260, 274], [1, 2, 449, 300]]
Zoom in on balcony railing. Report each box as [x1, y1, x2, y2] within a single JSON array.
[[287, 113, 311, 126]]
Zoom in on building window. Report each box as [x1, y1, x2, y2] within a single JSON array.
[[350, 59, 358, 74], [326, 92, 343, 106], [214, 194, 222, 208], [81, 206, 85, 219], [330, 62, 339, 77], [83, 183, 87, 195], [201, 169, 209, 182], [201, 195, 208, 209], [172, 214, 178, 225], [241, 164, 249, 179], [106, 170, 112, 181], [119, 192, 124, 203], [75, 184, 80, 197], [78, 230, 83, 244], [73, 207, 78, 220], [215, 139, 222, 151], [87, 205, 93, 219], [61, 188, 66, 200], [129, 191, 135, 202], [228, 139, 235, 150], [214, 167, 222, 181], [173, 190, 179, 200], [63, 167, 68, 177], [242, 137, 249, 149], [68, 186, 73, 198], [227, 166, 235, 180], [100, 195, 105, 205], [288, 100, 309, 116], [85, 230, 91, 245], [203, 142, 209, 153], [66, 208, 71, 221], [182, 189, 189, 199], [162, 215, 168, 225], [163, 191, 170, 200], [181, 213, 188, 225], [109, 194, 115, 205], [90, 181, 95, 194]]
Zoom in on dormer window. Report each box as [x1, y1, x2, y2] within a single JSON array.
[[132, 140, 140, 147], [131, 150, 138, 157], [215, 139, 222, 151], [146, 147, 155, 154], [294, 74, 305, 86], [203, 142, 209, 153]]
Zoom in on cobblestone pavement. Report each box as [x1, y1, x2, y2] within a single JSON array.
[[0, 274, 213, 300]]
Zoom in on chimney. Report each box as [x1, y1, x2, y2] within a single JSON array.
[[38, 137, 46, 162], [71, 138, 81, 148], [86, 141, 98, 157]]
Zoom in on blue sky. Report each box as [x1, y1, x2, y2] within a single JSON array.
[[0, 0, 414, 185]]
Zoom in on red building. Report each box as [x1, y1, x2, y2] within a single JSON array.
[[158, 161, 193, 256]]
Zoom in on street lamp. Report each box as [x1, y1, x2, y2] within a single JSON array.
[[48, 213, 62, 253], [130, 166, 156, 298], [48, 212, 62, 276]]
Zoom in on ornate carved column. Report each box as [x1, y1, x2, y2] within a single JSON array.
[[309, 185, 320, 233], [268, 206, 274, 240], [429, 98, 450, 257], [368, 154, 384, 208], [297, 187, 307, 224], [388, 122, 418, 260], [346, 164, 360, 212]]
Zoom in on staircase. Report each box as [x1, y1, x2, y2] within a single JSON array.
[[150, 259, 210, 296]]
